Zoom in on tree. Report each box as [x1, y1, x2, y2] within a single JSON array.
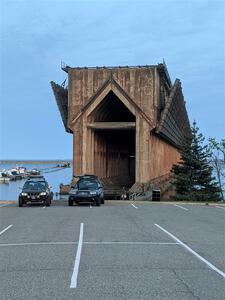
[[171, 121, 221, 201], [208, 138, 225, 201]]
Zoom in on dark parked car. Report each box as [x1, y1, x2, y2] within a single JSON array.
[[18, 176, 53, 207], [77, 175, 104, 204], [68, 175, 104, 206]]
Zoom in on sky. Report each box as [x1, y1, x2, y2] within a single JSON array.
[[0, 0, 224, 160]]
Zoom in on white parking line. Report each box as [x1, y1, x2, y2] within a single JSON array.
[[216, 206, 225, 210], [84, 241, 178, 245], [155, 223, 225, 279], [131, 203, 138, 209], [0, 241, 77, 247], [0, 225, 13, 236], [0, 241, 179, 247], [173, 204, 188, 211], [70, 223, 84, 288]]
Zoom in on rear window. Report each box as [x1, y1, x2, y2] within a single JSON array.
[[77, 181, 98, 190], [23, 181, 47, 190]]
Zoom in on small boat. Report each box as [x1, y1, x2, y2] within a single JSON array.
[[56, 162, 70, 168], [0, 174, 10, 183], [28, 169, 41, 175], [0, 166, 28, 181]]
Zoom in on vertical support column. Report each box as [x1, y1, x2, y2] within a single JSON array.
[[103, 138, 106, 178], [86, 128, 93, 174], [73, 123, 83, 176], [142, 120, 150, 182], [94, 131, 98, 176], [82, 119, 96, 175], [91, 129, 95, 174], [135, 116, 150, 183], [135, 115, 141, 183], [99, 134, 102, 178], [82, 119, 87, 174]]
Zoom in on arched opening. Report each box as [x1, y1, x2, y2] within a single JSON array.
[[90, 91, 136, 122], [88, 91, 136, 190]]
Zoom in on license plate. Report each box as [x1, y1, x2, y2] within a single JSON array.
[[80, 192, 87, 196]]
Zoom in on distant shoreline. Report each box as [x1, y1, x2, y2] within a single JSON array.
[[0, 160, 72, 164]]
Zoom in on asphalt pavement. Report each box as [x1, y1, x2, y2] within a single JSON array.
[[0, 201, 225, 300]]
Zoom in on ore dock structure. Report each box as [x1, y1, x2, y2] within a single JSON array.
[[51, 62, 190, 199]]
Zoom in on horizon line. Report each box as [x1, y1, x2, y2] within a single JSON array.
[[0, 159, 72, 162]]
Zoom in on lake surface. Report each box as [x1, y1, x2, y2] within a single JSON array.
[[0, 163, 72, 201]]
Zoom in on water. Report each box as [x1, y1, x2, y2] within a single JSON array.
[[0, 163, 72, 201]]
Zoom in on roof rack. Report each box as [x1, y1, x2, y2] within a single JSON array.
[[73, 174, 98, 179], [27, 175, 45, 179]]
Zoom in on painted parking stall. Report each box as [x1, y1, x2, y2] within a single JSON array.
[[0, 201, 225, 299], [0, 225, 13, 236]]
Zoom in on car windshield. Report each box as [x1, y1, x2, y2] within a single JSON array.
[[77, 181, 98, 190], [23, 181, 47, 191]]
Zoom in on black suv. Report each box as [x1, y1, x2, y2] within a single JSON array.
[[68, 175, 104, 206], [18, 176, 53, 207]]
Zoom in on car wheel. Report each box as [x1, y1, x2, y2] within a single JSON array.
[[96, 197, 101, 207], [18, 197, 23, 207], [45, 197, 51, 207], [68, 199, 73, 206]]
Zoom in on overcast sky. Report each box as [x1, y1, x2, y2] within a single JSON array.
[[0, 0, 224, 160]]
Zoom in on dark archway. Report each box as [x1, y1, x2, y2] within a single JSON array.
[[88, 91, 136, 189]]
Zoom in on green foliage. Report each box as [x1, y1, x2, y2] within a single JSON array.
[[171, 121, 221, 201]]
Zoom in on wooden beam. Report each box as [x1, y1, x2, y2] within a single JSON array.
[[87, 122, 135, 130]]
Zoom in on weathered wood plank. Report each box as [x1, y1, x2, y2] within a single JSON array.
[[87, 122, 135, 130]]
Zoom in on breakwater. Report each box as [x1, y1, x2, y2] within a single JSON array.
[[0, 160, 72, 165]]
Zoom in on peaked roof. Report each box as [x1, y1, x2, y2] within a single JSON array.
[[155, 79, 190, 147], [71, 77, 154, 128]]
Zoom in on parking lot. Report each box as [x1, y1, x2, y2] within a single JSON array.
[[0, 201, 225, 300]]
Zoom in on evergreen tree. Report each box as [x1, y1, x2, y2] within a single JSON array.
[[171, 121, 221, 201]]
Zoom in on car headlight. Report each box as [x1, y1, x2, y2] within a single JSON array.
[[21, 193, 28, 196], [90, 191, 97, 195], [40, 192, 47, 196]]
